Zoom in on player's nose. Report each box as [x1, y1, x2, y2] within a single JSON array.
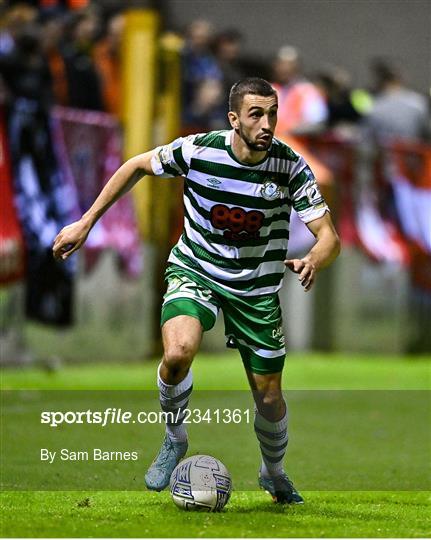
[[261, 114, 272, 131], [261, 117, 270, 130]]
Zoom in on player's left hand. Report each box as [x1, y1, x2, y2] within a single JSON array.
[[284, 258, 316, 292]]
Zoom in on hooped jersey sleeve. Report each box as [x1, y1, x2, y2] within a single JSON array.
[[151, 135, 197, 178], [288, 157, 329, 223]]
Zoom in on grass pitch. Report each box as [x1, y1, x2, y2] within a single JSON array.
[[1, 353, 430, 538], [1, 490, 429, 538]]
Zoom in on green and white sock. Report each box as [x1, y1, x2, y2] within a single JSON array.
[[157, 365, 193, 443], [254, 407, 288, 478]]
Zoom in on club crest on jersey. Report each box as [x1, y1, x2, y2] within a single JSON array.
[[261, 180, 281, 201]]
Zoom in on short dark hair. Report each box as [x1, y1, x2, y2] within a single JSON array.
[[229, 77, 277, 113], [371, 58, 401, 86]]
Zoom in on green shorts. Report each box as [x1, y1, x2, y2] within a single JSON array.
[[161, 264, 286, 374]]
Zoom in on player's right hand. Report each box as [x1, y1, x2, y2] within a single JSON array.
[[52, 219, 91, 261], [284, 257, 317, 292]]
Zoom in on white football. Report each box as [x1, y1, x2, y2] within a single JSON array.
[[170, 455, 232, 512]]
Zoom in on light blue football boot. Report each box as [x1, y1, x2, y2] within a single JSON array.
[[259, 471, 304, 504], [145, 435, 188, 491]]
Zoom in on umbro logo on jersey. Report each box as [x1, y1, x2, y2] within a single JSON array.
[[207, 177, 222, 189]]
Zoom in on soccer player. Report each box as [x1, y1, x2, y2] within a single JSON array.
[[53, 78, 340, 504]]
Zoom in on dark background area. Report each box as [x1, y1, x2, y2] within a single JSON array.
[[164, 0, 430, 93]]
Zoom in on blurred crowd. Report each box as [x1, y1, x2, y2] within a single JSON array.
[[0, 3, 123, 114], [1, 2, 429, 142], [1, 2, 430, 355]]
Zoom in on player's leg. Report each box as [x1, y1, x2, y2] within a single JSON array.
[[246, 369, 287, 480], [145, 267, 219, 491], [246, 367, 287, 470], [145, 315, 203, 492], [246, 369, 285, 421], [246, 369, 302, 504], [159, 315, 203, 441], [158, 267, 219, 440], [222, 292, 303, 503]]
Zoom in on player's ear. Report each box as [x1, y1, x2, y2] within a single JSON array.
[[228, 111, 239, 130]]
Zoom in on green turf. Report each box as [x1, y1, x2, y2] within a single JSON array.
[[1, 352, 430, 390], [1, 490, 430, 538], [1, 353, 430, 538]]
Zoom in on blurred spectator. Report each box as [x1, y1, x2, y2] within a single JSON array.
[[92, 11, 124, 117], [61, 9, 104, 111], [360, 60, 431, 354], [0, 21, 76, 326], [213, 29, 247, 121], [0, 3, 38, 56], [365, 59, 429, 142], [40, 11, 69, 106], [181, 19, 224, 130], [315, 67, 367, 128], [0, 23, 53, 109], [272, 45, 328, 137]]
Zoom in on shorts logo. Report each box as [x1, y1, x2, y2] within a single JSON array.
[[210, 204, 264, 241], [167, 277, 182, 293], [272, 326, 285, 345], [166, 276, 212, 302], [261, 180, 281, 201]]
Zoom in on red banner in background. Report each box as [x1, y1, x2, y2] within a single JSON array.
[[300, 135, 430, 273], [0, 108, 26, 285], [299, 135, 358, 247], [390, 141, 431, 189], [53, 107, 143, 278], [388, 142, 431, 291]]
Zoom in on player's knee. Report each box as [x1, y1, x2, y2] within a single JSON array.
[[253, 384, 284, 420], [162, 344, 194, 380], [255, 389, 283, 409]]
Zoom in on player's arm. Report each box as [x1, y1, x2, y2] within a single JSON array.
[[53, 150, 156, 260], [285, 212, 340, 291]]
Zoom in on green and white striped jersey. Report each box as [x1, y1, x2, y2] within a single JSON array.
[[151, 130, 328, 296]]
